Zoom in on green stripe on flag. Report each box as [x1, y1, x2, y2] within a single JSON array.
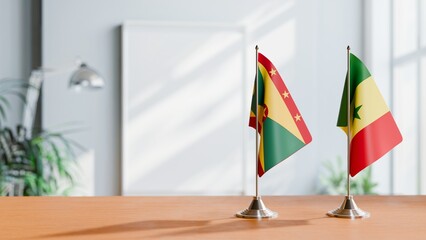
[[262, 117, 305, 171], [251, 69, 265, 114], [337, 53, 372, 126], [349, 53, 371, 89]]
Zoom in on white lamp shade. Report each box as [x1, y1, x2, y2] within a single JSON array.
[[69, 63, 104, 90]]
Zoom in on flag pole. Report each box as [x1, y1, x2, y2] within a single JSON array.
[[236, 45, 277, 219], [346, 45, 351, 197], [255, 45, 259, 198], [326, 46, 369, 219]]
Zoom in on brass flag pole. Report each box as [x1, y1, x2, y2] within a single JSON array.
[[327, 46, 369, 219], [236, 45, 277, 219]]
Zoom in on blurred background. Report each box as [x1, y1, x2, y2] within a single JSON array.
[[0, 0, 424, 196]]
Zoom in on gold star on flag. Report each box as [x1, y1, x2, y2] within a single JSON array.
[[269, 68, 277, 76], [282, 91, 289, 98], [294, 114, 301, 122]]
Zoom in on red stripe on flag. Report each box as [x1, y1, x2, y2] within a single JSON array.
[[258, 158, 265, 177], [249, 116, 262, 134], [350, 111, 403, 176], [249, 115, 265, 176], [250, 116, 265, 176], [258, 53, 312, 144]]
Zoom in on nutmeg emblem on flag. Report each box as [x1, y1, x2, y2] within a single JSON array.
[[249, 53, 312, 177]]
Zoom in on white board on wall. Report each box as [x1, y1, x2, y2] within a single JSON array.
[[121, 21, 248, 195]]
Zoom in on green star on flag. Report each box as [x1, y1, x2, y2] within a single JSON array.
[[353, 105, 362, 121]]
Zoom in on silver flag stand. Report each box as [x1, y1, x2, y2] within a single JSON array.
[[327, 46, 369, 219], [236, 45, 277, 219], [327, 195, 369, 219], [236, 196, 277, 219]]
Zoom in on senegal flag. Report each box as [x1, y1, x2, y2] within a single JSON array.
[[337, 53, 402, 177], [249, 53, 312, 177]]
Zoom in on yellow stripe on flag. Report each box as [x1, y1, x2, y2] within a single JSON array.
[[258, 63, 304, 143], [351, 76, 389, 138], [259, 130, 265, 171]]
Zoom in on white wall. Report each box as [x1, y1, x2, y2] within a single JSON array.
[[365, 0, 426, 195], [42, 0, 363, 195], [0, 0, 32, 127], [364, 0, 393, 194]]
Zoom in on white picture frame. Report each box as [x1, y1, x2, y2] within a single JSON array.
[[121, 21, 250, 195]]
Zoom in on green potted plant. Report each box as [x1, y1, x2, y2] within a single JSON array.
[[0, 78, 81, 196], [318, 156, 378, 195]]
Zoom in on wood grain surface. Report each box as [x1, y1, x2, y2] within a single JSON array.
[[0, 196, 425, 239]]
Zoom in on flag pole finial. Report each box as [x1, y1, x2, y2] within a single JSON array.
[[255, 45, 259, 50], [347, 45, 351, 51]]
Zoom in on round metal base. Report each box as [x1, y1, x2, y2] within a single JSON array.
[[236, 196, 278, 219], [327, 195, 370, 219]]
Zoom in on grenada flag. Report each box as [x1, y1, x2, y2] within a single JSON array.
[[337, 53, 402, 176], [249, 53, 312, 177]]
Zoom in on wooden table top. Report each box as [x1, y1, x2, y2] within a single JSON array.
[[0, 195, 425, 239]]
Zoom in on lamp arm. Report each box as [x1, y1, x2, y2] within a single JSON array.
[[22, 61, 104, 137], [21, 64, 78, 137], [21, 70, 43, 137]]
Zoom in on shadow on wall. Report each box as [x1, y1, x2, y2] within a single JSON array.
[[122, 0, 321, 196]]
